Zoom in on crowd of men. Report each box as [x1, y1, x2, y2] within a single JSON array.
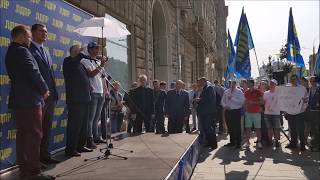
[[4, 24, 320, 179]]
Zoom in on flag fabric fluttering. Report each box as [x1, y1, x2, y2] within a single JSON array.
[[287, 7, 305, 68], [315, 44, 320, 75], [227, 29, 236, 72], [234, 8, 254, 79], [224, 29, 240, 87]]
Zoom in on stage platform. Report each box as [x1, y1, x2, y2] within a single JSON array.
[[1, 133, 199, 180]]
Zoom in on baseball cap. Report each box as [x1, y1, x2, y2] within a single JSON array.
[[87, 42, 101, 49], [270, 79, 278, 85]]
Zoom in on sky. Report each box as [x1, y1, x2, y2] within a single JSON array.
[[225, 0, 320, 78]]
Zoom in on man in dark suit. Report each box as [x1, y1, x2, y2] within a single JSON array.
[[152, 80, 166, 133], [63, 45, 93, 156], [195, 77, 217, 149], [5, 25, 54, 179], [166, 80, 190, 133], [29, 23, 59, 164], [129, 75, 154, 133]]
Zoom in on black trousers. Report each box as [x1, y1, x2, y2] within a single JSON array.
[[133, 113, 153, 133], [309, 110, 320, 148], [198, 113, 217, 146], [168, 115, 184, 133], [66, 103, 89, 153], [155, 113, 165, 133], [100, 99, 109, 139], [225, 109, 242, 146], [287, 112, 305, 146], [40, 100, 55, 160], [216, 106, 224, 132]]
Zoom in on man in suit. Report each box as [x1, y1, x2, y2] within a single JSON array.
[[152, 80, 166, 134], [166, 80, 190, 133], [129, 75, 154, 133], [29, 23, 60, 164], [63, 45, 93, 156], [195, 77, 217, 149], [5, 25, 54, 179]]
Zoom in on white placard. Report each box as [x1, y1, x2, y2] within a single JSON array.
[[278, 85, 307, 115]]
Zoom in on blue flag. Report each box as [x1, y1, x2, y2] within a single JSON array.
[[287, 7, 305, 68], [315, 44, 320, 75], [227, 29, 236, 72], [234, 8, 254, 79]]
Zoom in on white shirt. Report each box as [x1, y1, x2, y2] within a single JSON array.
[[221, 88, 245, 110], [80, 58, 104, 93], [263, 89, 280, 115]]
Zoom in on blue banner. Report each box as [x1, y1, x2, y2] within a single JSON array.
[[287, 7, 305, 68], [0, 0, 92, 171], [234, 8, 254, 79]]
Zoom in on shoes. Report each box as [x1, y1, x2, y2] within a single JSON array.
[[300, 145, 306, 151], [41, 157, 61, 164], [275, 141, 281, 148], [94, 138, 106, 144], [65, 151, 81, 157], [191, 127, 196, 132], [77, 147, 93, 153], [285, 143, 297, 149], [257, 142, 263, 149], [87, 137, 97, 149], [224, 143, 234, 147], [29, 174, 55, 180], [211, 144, 218, 150]]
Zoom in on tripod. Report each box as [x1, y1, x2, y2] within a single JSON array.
[[84, 68, 133, 161]]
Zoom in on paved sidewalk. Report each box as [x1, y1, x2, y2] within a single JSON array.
[[191, 132, 320, 180]]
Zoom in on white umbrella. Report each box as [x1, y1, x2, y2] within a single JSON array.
[[74, 17, 130, 38]]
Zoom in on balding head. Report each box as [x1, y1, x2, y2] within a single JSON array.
[[176, 80, 184, 90], [138, 74, 147, 87]]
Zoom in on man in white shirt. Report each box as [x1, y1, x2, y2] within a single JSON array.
[[285, 75, 308, 151], [221, 80, 245, 149], [263, 79, 281, 148], [80, 42, 107, 149]]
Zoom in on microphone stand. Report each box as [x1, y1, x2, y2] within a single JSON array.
[[84, 59, 134, 161]]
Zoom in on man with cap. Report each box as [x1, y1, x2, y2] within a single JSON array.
[[263, 79, 281, 148], [80, 42, 107, 149]]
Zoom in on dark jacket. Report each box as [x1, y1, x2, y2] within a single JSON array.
[[153, 89, 166, 114], [29, 42, 58, 101], [129, 86, 154, 117], [197, 84, 217, 115], [308, 86, 320, 110], [63, 53, 91, 104], [5, 42, 49, 109], [166, 89, 190, 118]]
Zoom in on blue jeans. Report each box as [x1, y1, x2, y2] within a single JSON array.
[[87, 93, 105, 140]]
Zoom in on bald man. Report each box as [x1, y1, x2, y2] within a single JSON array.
[[166, 80, 190, 133]]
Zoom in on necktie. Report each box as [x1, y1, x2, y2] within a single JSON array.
[[40, 46, 49, 65]]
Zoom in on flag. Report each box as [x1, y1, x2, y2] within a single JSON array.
[[315, 44, 320, 75], [287, 7, 305, 68], [234, 8, 254, 79], [227, 29, 236, 72]]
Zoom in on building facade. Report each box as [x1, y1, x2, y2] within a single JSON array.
[[66, 0, 228, 86]]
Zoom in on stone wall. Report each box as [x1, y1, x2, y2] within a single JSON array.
[[65, 0, 228, 86]]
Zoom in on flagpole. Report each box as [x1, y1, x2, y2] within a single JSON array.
[[253, 48, 261, 77]]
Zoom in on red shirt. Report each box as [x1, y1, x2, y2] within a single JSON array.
[[244, 89, 263, 113]]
